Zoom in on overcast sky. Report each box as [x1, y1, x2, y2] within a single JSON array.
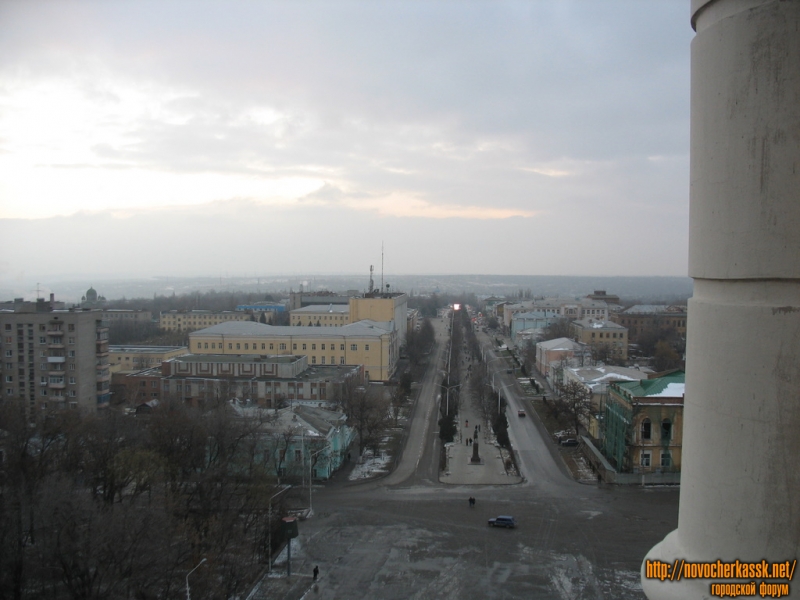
[[0, 1, 694, 286]]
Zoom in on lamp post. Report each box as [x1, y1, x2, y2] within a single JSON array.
[[185, 558, 206, 600]]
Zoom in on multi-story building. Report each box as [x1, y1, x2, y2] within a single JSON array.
[[189, 320, 398, 381], [601, 370, 684, 483], [535, 337, 591, 387], [159, 310, 250, 332], [115, 353, 363, 409], [290, 304, 351, 327], [609, 305, 687, 343], [503, 297, 609, 331], [109, 345, 188, 373], [289, 292, 409, 347], [569, 318, 629, 363], [0, 299, 110, 415], [101, 309, 153, 324]]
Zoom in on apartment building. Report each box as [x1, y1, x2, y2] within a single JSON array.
[[101, 309, 153, 323], [0, 300, 111, 415], [609, 305, 687, 343]]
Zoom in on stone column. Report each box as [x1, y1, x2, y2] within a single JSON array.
[[642, 1, 800, 598]]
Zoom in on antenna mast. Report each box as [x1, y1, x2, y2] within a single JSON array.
[[381, 243, 384, 295]]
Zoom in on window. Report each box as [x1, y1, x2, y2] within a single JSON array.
[[350, 344, 357, 351], [340, 344, 345, 351], [39, 337, 46, 344], [321, 357, 326, 365], [41, 363, 47, 370], [236, 343, 241, 350], [4, 376, 12, 383], [661, 419, 672, 441], [293, 343, 297, 350], [204, 343, 208, 349], [69, 337, 75, 344], [68, 351, 75, 357], [229, 343, 233, 349], [660, 452, 671, 467], [269, 343, 274, 350], [279, 343, 286, 350], [340, 357, 345, 365], [321, 343, 326, 350], [365, 344, 370, 351], [302, 344, 307, 350], [312, 356, 317, 364], [641, 418, 651, 440], [69, 363, 75, 370], [69, 377, 76, 384], [4, 351, 12, 357], [68, 324, 75, 332], [68, 390, 76, 397], [3, 324, 9, 331], [40, 388, 47, 396], [312, 344, 316, 350], [294, 449, 302, 462], [244, 343, 249, 350], [151, 381, 158, 388], [640, 452, 651, 467]]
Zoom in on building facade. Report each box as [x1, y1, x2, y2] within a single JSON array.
[[602, 370, 684, 480], [609, 305, 687, 344], [189, 320, 398, 381], [0, 303, 111, 415], [569, 318, 629, 363], [290, 304, 351, 327], [115, 353, 363, 409], [109, 345, 189, 373], [159, 310, 251, 332]]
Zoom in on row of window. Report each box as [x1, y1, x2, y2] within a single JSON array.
[[590, 332, 623, 339], [641, 418, 672, 441], [196, 341, 369, 352], [640, 451, 671, 467]]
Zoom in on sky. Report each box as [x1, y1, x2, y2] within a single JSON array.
[[0, 1, 694, 286]]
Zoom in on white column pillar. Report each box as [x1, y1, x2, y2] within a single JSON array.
[[643, 1, 800, 598]]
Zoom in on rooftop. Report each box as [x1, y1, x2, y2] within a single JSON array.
[[191, 319, 393, 338]]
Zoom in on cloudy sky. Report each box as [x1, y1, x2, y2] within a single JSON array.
[[0, 1, 693, 285]]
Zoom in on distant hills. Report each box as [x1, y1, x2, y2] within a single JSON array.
[[3, 274, 693, 305]]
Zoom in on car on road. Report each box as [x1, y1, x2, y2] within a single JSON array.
[[517, 409, 526, 417], [488, 516, 517, 528], [560, 438, 579, 447]]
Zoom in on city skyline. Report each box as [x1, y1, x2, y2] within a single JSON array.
[[0, 1, 692, 281]]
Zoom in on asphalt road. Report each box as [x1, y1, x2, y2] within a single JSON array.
[[255, 317, 680, 600]]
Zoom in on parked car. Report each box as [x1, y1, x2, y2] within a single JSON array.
[[560, 438, 579, 447], [488, 516, 517, 528], [517, 409, 526, 417]]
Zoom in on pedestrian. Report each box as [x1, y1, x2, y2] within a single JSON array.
[[313, 565, 319, 581]]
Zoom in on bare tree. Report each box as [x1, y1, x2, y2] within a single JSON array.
[[557, 380, 592, 438]]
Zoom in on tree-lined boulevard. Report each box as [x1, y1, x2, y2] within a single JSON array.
[[252, 313, 680, 600]]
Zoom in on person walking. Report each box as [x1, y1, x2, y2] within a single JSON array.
[[313, 565, 319, 581]]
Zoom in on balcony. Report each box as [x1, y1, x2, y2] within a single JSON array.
[[49, 369, 64, 376], [46, 329, 63, 336], [47, 356, 66, 363], [47, 342, 65, 349], [48, 381, 66, 390]]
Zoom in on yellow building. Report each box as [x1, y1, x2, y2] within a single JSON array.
[[189, 320, 398, 381], [290, 304, 351, 327], [570, 318, 628, 363], [288, 293, 409, 347], [159, 310, 250, 332], [109, 345, 189, 373]]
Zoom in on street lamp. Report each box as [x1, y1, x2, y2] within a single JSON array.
[[185, 558, 206, 600]]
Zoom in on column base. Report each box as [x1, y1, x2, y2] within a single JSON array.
[[641, 531, 713, 600]]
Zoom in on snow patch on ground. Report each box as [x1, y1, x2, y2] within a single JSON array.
[[348, 449, 393, 481]]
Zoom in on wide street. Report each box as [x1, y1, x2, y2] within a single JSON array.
[[253, 316, 679, 600]]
